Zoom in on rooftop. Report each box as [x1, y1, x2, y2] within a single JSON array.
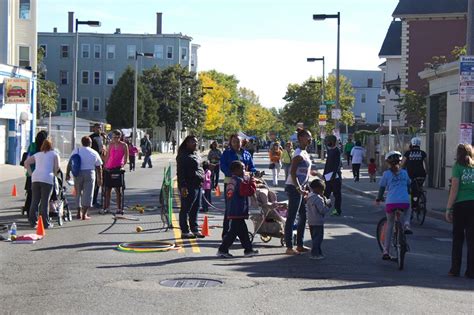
[[393, 0, 467, 17], [379, 21, 401, 57]]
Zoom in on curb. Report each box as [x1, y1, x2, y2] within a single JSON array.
[[341, 181, 446, 222]]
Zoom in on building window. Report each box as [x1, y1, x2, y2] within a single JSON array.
[[61, 45, 69, 58], [82, 44, 90, 58], [368, 78, 373, 88], [106, 45, 115, 59], [166, 46, 173, 59], [127, 45, 136, 59], [180, 47, 188, 61], [60, 70, 68, 85], [19, 46, 30, 68], [81, 98, 89, 111], [361, 93, 366, 103], [93, 98, 100, 112], [81, 71, 89, 84], [19, 0, 30, 19], [39, 44, 47, 58], [60, 98, 68, 111], [154, 45, 163, 59], [94, 44, 101, 59], [191, 53, 196, 67], [377, 113, 381, 123], [94, 71, 100, 85], [106, 71, 115, 85]]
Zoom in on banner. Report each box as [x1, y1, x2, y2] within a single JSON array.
[[4, 78, 30, 104], [160, 165, 173, 227]]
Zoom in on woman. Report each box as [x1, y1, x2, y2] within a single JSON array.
[[350, 140, 365, 182], [281, 142, 294, 182], [66, 136, 103, 220], [207, 141, 222, 189], [24, 139, 60, 228], [101, 129, 128, 215], [284, 128, 316, 255], [446, 144, 474, 278], [176, 136, 205, 239], [220, 134, 257, 238], [269, 142, 283, 186]]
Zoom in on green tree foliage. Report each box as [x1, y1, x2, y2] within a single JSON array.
[[106, 66, 157, 129], [398, 89, 426, 128], [37, 47, 58, 117]]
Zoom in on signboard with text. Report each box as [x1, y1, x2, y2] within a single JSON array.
[[331, 109, 342, 119], [459, 56, 474, 102], [459, 123, 473, 144], [4, 78, 30, 104]]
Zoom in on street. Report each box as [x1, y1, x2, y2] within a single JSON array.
[[0, 152, 473, 314]]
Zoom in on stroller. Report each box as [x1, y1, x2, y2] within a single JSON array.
[[49, 170, 73, 226], [249, 177, 294, 246]]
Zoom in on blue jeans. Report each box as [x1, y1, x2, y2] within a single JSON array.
[[310, 225, 324, 256], [179, 187, 202, 233], [284, 185, 307, 248]]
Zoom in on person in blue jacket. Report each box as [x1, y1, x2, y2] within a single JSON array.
[[220, 134, 257, 238]]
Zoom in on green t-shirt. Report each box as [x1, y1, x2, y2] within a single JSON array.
[[452, 163, 474, 203], [344, 142, 354, 154]]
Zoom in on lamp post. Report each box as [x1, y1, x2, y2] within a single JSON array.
[[72, 19, 101, 151], [177, 80, 182, 147], [307, 57, 325, 102], [133, 51, 154, 146], [313, 13, 340, 137]]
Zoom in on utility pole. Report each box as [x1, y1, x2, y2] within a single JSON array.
[[463, 0, 474, 126]]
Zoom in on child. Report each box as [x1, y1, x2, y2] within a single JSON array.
[[306, 179, 332, 260], [217, 160, 258, 258], [376, 151, 412, 260], [368, 158, 377, 182], [201, 161, 212, 212], [128, 140, 138, 171]]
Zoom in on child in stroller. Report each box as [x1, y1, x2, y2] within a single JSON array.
[[49, 170, 72, 226]]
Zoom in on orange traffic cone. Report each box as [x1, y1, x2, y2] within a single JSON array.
[[11, 184, 17, 197], [36, 215, 46, 237], [214, 185, 221, 197], [201, 215, 210, 237]]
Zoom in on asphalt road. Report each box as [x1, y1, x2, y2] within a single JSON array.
[[0, 152, 473, 314]]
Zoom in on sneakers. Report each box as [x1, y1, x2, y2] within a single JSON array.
[[285, 248, 301, 255], [192, 231, 206, 238], [244, 249, 259, 257], [216, 251, 234, 258], [296, 246, 310, 253], [99, 209, 109, 215], [330, 209, 341, 216], [404, 225, 413, 235], [181, 232, 196, 239], [309, 254, 325, 260], [382, 252, 390, 260]]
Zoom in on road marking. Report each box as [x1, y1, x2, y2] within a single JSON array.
[[171, 213, 185, 253], [189, 238, 201, 253], [434, 238, 451, 242]]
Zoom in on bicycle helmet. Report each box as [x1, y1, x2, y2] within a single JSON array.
[[410, 137, 421, 147], [385, 150, 402, 164]]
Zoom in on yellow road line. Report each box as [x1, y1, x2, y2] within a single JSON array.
[[171, 213, 185, 253]]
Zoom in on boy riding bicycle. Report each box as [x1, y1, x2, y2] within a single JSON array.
[[376, 151, 412, 260]]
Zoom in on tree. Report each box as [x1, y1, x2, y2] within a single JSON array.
[[37, 47, 58, 118], [397, 89, 426, 128], [106, 66, 157, 129]]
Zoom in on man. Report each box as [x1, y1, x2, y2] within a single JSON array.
[[344, 136, 354, 166], [323, 135, 342, 216], [401, 137, 427, 209], [141, 134, 153, 168], [172, 138, 177, 154], [89, 123, 105, 208]]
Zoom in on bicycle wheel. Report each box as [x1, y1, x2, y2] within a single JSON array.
[[376, 217, 387, 252], [416, 193, 427, 226], [396, 222, 406, 270]]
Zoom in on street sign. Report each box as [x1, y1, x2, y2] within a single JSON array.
[[320, 105, 327, 114], [324, 100, 335, 105], [459, 56, 474, 101], [331, 109, 342, 119], [318, 114, 327, 120], [459, 123, 473, 144], [319, 120, 327, 126]]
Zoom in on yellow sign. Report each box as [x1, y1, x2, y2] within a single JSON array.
[[319, 114, 327, 120], [4, 78, 30, 104]]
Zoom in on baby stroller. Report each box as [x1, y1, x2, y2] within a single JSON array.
[[249, 177, 295, 246], [49, 170, 73, 226]]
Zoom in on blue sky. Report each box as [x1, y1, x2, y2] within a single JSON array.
[[38, 0, 399, 108]]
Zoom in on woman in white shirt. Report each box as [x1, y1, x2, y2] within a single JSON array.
[[66, 136, 103, 220], [24, 139, 60, 228], [350, 140, 365, 182]]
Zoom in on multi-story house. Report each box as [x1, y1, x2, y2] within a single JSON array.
[[0, 0, 37, 164], [39, 12, 199, 122]]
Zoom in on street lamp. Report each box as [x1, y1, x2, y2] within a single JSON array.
[[307, 57, 325, 102], [133, 51, 154, 146], [313, 13, 340, 137], [72, 19, 101, 151]]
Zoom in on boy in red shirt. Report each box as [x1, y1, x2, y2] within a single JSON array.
[[368, 158, 377, 182]]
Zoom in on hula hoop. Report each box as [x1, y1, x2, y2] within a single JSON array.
[[117, 241, 182, 253]]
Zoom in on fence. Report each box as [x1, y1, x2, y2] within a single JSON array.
[[37, 128, 91, 158]]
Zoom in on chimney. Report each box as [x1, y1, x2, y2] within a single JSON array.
[[156, 12, 162, 34], [68, 12, 74, 33], [115, 28, 121, 34], [53, 27, 57, 33]]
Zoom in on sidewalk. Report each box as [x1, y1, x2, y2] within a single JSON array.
[[312, 157, 448, 221]]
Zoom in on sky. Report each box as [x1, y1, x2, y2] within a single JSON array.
[[38, 0, 400, 108]]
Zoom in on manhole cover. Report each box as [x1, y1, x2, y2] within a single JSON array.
[[160, 278, 223, 288]]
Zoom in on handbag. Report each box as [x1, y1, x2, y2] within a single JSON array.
[[269, 163, 275, 170]]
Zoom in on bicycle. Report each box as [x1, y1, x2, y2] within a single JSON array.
[[376, 207, 410, 270], [410, 177, 427, 225]]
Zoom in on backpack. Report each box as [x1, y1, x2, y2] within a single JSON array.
[[70, 148, 82, 177]]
